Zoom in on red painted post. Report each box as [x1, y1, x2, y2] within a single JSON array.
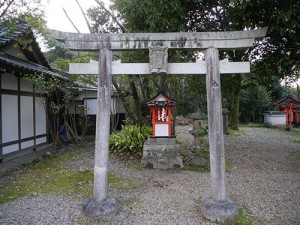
[[286, 107, 289, 127], [290, 104, 293, 127]]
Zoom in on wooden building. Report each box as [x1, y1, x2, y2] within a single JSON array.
[[274, 97, 300, 128], [0, 21, 64, 161]]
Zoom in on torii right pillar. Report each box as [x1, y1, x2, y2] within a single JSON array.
[[201, 48, 237, 223]]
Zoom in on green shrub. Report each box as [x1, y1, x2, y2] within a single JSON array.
[[109, 125, 152, 156]]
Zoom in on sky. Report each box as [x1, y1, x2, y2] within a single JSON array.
[[43, 0, 108, 33]]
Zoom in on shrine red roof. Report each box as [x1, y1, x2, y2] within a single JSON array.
[[274, 97, 300, 107], [146, 90, 176, 107]]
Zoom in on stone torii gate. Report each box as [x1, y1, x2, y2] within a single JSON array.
[[52, 28, 267, 222]]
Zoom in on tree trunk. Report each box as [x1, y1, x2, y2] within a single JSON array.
[[129, 76, 142, 125], [112, 79, 137, 124], [229, 74, 242, 129]]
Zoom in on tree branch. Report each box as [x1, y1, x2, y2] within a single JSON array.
[[62, 7, 81, 33], [0, 0, 14, 19], [94, 0, 126, 33], [75, 0, 92, 33], [112, 79, 137, 124]]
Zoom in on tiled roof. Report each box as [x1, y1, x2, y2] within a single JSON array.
[[146, 90, 176, 104], [0, 21, 30, 47], [274, 97, 300, 107], [0, 20, 66, 79], [0, 52, 65, 78]]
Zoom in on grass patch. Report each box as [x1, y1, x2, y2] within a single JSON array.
[[287, 132, 300, 142], [240, 122, 267, 128], [226, 129, 247, 136], [108, 172, 139, 190], [0, 143, 139, 203], [0, 168, 94, 203], [0, 166, 138, 203], [293, 151, 300, 158], [232, 208, 254, 225], [126, 162, 143, 170], [225, 161, 232, 172]]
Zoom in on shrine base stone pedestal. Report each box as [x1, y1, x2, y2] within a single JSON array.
[[82, 197, 119, 216], [201, 198, 238, 224], [141, 137, 183, 169]]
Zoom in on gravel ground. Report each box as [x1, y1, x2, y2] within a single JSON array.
[[0, 126, 299, 225]]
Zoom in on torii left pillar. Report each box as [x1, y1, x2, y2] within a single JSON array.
[[82, 48, 119, 216]]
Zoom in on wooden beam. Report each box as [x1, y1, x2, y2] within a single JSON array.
[[52, 27, 268, 51], [69, 61, 250, 75]]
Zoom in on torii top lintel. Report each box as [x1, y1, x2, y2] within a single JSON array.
[[51, 27, 268, 51]]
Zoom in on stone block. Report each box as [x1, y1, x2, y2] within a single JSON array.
[[145, 137, 176, 145], [201, 198, 238, 224], [141, 137, 183, 169]]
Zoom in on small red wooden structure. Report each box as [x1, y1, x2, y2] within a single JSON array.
[[275, 97, 300, 127], [147, 91, 176, 137]]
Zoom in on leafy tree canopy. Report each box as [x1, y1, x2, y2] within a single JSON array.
[[0, 0, 46, 31]]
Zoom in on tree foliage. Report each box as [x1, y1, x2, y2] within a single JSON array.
[[0, 0, 46, 31], [50, 0, 299, 127]]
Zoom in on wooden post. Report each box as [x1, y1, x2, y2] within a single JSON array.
[[205, 48, 226, 201], [82, 48, 119, 216]]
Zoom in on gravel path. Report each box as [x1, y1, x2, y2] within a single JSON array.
[[0, 126, 299, 225]]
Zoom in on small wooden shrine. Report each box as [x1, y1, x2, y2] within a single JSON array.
[[142, 91, 182, 169], [275, 97, 300, 127], [146, 91, 176, 137]]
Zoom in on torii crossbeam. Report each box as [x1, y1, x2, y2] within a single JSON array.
[[52, 28, 267, 223]]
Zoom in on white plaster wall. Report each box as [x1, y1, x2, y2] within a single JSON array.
[[5, 47, 27, 60], [73, 90, 125, 114], [85, 99, 97, 115], [36, 137, 47, 145], [21, 140, 34, 149], [3, 144, 19, 155], [21, 96, 34, 138], [74, 90, 97, 100], [35, 97, 47, 135], [1, 73, 18, 90], [2, 95, 18, 142], [20, 78, 34, 92], [264, 114, 286, 126], [83, 98, 125, 115]]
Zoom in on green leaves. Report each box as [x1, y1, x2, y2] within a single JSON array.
[[113, 0, 186, 32], [109, 125, 152, 156]]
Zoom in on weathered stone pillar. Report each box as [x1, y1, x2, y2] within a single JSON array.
[[223, 108, 230, 135], [201, 48, 238, 223], [82, 48, 119, 216], [189, 112, 205, 145]]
